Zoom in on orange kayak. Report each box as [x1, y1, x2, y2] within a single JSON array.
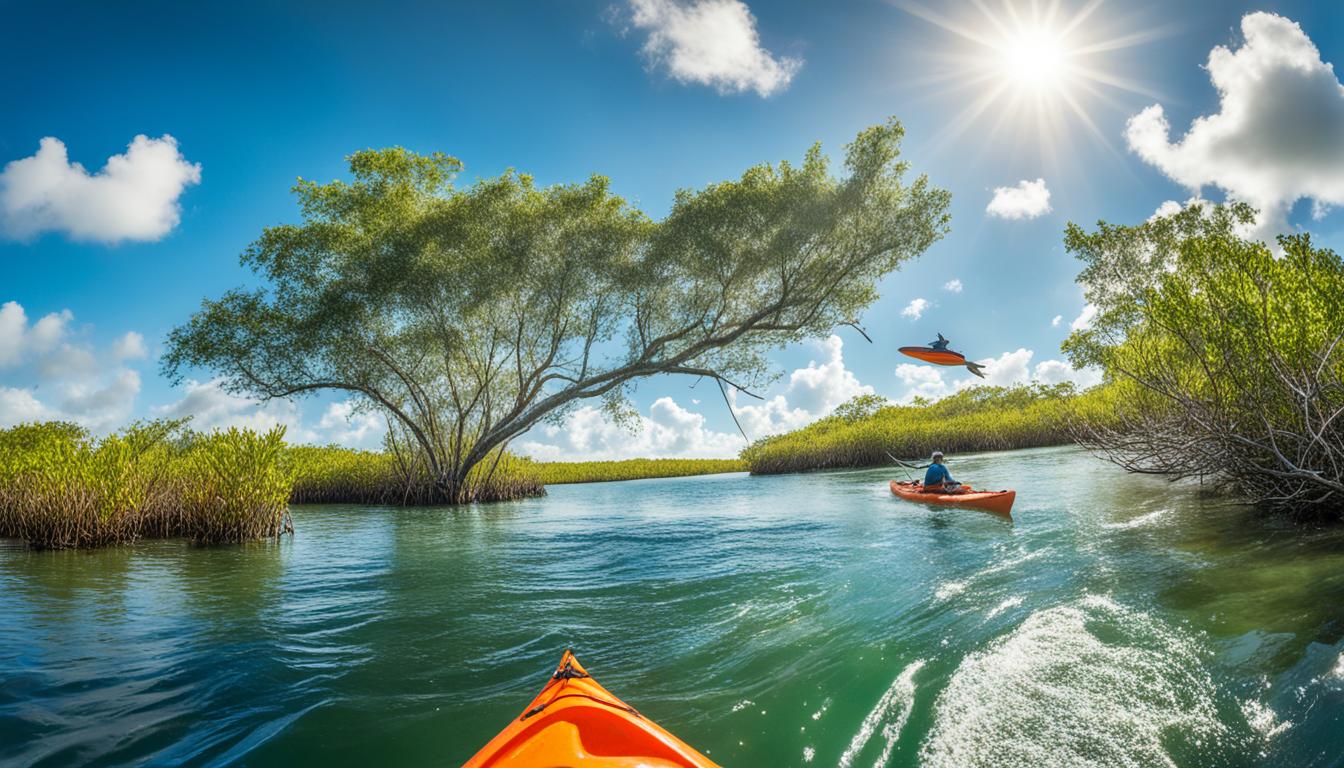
[[462, 650, 721, 768], [897, 346, 968, 366], [889, 480, 1016, 517]]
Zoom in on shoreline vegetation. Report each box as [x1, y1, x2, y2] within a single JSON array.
[[1, 385, 1088, 550], [743, 384, 1117, 474], [0, 421, 745, 549]]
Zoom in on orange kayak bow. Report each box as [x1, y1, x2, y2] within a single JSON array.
[[462, 650, 721, 768], [889, 480, 1016, 517]]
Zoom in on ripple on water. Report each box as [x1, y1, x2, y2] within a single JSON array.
[[921, 595, 1225, 768]]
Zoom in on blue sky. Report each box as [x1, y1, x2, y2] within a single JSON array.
[[4, 0, 1344, 458]]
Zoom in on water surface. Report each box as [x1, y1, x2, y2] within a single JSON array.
[[3, 446, 1344, 766]]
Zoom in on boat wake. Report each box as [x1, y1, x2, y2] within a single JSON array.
[[921, 595, 1224, 767]]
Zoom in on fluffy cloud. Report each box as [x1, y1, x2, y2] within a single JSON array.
[[154, 378, 317, 443], [979, 348, 1033, 387], [895, 363, 953, 402], [628, 0, 801, 96], [0, 301, 144, 431], [902, 297, 930, 320], [1125, 12, 1344, 242], [1031, 358, 1103, 388], [520, 334, 873, 458], [518, 396, 743, 461], [0, 301, 70, 367], [944, 278, 963, 293], [1070, 303, 1097, 332], [1051, 314, 1063, 327], [986, 178, 1052, 220], [319, 399, 386, 449], [0, 135, 200, 243], [111, 331, 148, 361], [731, 334, 874, 437]]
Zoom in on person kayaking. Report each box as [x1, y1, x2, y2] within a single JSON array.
[[923, 451, 962, 493], [928, 333, 951, 351]]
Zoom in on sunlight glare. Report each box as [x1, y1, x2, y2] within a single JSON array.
[[895, 0, 1167, 163], [1000, 27, 1067, 90]]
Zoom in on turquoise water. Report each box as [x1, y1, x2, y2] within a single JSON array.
[[3, 446, 1344, 767]]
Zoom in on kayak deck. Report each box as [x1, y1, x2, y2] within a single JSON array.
[[462, 650, 721, 767], [889, 480, 1016, 517]]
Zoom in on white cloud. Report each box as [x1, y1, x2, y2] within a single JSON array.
[[732, 334, 874, 437], [1032, 359, 1103, 389], [628, 0, 801, 97], [154, 378, 317, 443], [58, 370, 141, 431], [0, 301, 72, 367], [520, 334, 874, 457], [0, 135, 201, 243], [1149, 199, 1187, 222], [518, 395, 743, 461], [1070, 303, 1097, 332], [0, 386, 56, 426], [979, 348, 1033, 387], [0, 367, 139, 433], [944, 278, 963, 293], [895, 363, 955, 402], [1125, 12, 1344, 242], [319, 399, 386, 449], [0, 302, 156, 432], [986, 178, 1052, 220], [112, 331, 148, 361], [902, 297, 930, 320], [37, 344, 98, 380], [1051, 314, 1063, 327]]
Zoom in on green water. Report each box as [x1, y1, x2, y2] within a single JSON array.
[[3, 446, 1344, 767]]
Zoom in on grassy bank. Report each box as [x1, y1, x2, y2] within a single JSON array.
[[743, 384, 1117, 474], [286, 447, 543, 505], [1, 421, 743, 549], [288, 450, 742, 499], [0, 421, 292, 549], [533, 458, 745, 485]]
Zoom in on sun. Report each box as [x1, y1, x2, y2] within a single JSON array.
[[999, 26, 1068, 90], [894, 0, 1167, 163]]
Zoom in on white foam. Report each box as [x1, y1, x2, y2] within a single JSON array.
[[730, 699, 753, 713], [935, 551, 1043, 604], [1241, 698, 1292, 739], [934, 581, 966, 601], [1103, 508, 1173, 530], [837, 659, 925, 768], [986, 595, 1024, 619], [1331, 652, 1344, 680], [802, 746, 815, 762], [921, 596, 1224, 768]]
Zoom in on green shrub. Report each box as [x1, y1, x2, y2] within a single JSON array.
[[743, 384, 1115, 474], [0, 421, 295, 549], [533, 458, 745, 485]]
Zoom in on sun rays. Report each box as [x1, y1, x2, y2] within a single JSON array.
[[892, 0, 1170, 166]]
